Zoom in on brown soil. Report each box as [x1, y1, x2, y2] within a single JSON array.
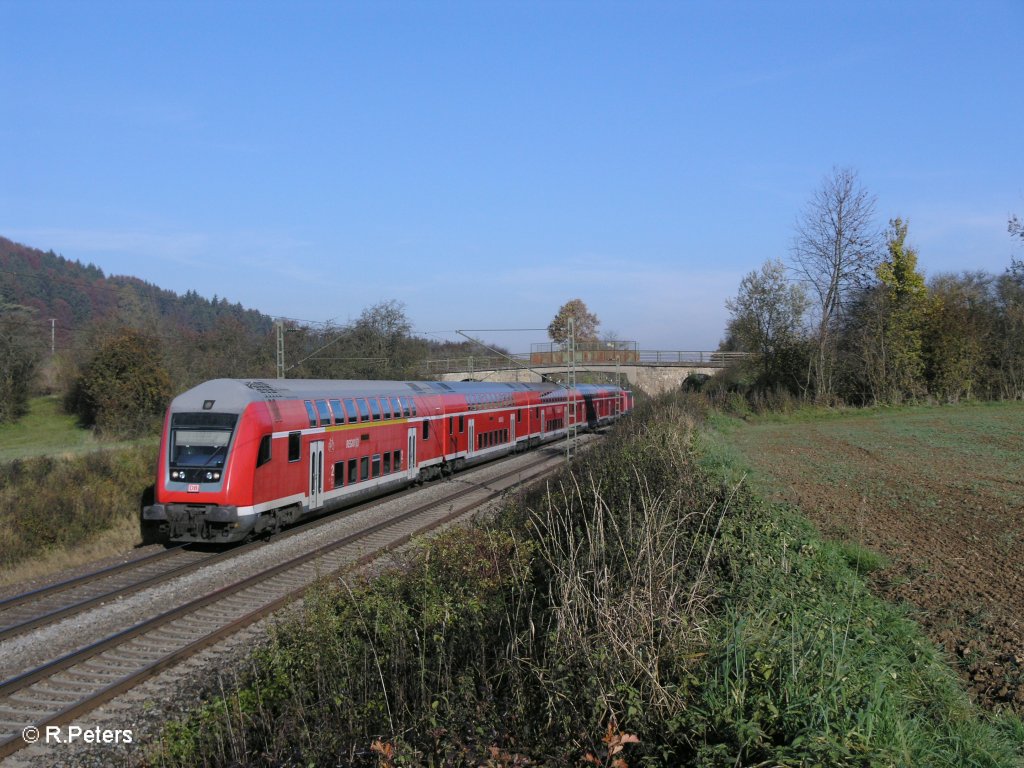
[[727, 406, 1024, 713]]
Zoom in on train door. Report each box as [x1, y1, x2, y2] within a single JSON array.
[[467, 418, 475, 456], [407, 427, 417, 480], [309, 440, 325, 511], [510, 415, 515, 447]]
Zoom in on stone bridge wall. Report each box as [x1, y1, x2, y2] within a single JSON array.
[[438, 364, 716, 397]]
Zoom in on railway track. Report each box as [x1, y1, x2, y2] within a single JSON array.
[[0, 546, 204, 644], [0, 441, 527, 651], [0, 492, 388, 649], [0, 445, 573, 761]]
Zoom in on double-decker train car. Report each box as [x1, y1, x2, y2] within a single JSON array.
[[142, 378, 633, 543]]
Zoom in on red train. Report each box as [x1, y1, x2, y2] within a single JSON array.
[[142, 378, 633, 543]]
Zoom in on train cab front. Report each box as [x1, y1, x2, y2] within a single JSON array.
[[144, 408, 251, 543]]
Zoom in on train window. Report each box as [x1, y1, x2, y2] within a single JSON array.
[[334, 461, 345, 486], [371, 454, 381, 478], [458, 415, 464, 433], [394, 449, 402, 471], [288, 432, 301, 462], [356, 399, 370, 422], [397, 397, 409, 418], [304, 401, 317, 428], [411, 401, 418, 417], [348, 458, 358, 485], [369, 398, 382, 421], [256, 435, 272, 467], [516, 410, 522, 424], [343, 399, 358, 423], [449, 417, 454, 436], [315, 399, 332, 426], [360, 456, 369, 481], [422, 419, 430, 440], [391, 397, 402, 418], [383, 452, 391, 474], [381, 399, 392, 420], [329, 399, 344, 425]]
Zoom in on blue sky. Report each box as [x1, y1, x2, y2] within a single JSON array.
[[2, 0, 1022, 352]]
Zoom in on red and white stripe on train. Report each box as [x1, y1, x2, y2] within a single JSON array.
[[142, 378, 633, 543]]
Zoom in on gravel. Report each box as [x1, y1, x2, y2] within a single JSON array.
[[0, 442, 576, 768]]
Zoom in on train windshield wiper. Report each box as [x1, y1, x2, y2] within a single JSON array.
[[200, 444, 227, 467]]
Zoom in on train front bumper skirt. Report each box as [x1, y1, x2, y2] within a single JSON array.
[[144, 503, 253, 542]]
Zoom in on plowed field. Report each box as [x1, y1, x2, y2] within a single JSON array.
[[722, 403, 1024, 713]]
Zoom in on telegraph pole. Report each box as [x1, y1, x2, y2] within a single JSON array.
[[566, 317, 577, 461], [276, 320, 285, 379]]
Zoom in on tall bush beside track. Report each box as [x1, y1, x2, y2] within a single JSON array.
[[0, 446, 152, 569], [153, 394, 1023, 767]]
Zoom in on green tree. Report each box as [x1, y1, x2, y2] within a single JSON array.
[[922, 273, 997, 402], [724, 259, 809, 390], [993, 259, 1024, 398], [0, 304, 45, 423], [548, 299, 600, 345], [847, 218, 930, 404], [66, 328, 172, 437]]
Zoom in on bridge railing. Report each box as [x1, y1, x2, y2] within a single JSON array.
[[636, 350, 750, 366], [418, 351, 750, 375], [418, 355, 532, 376]]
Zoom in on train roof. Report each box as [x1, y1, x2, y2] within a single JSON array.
[[170, 378, 625, 413]]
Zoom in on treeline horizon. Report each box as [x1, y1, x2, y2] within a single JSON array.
[[0, 236, 503, 433], [720, 167, 1024, 406]]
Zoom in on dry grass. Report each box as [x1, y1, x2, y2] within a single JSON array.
[[0, 508, 144, 592]]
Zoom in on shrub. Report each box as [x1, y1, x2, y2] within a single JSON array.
[[65, 328, 171, 438], [0, 446, 152, 568]]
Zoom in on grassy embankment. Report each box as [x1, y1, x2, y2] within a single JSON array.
[[0, 396, 156, 587], [702, 399, 1024, 716], [151, 393, 1023, 767]]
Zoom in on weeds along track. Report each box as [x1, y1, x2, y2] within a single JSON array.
[[0, 493, 400, 644], [0, 443, 577, 760], [0, 490, 406, 645]]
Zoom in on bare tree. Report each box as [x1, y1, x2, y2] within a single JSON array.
[[791, 167, 881, 400], [1010, 214, 1024, 242]]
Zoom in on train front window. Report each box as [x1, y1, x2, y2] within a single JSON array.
[[171, 430, 232, 467], [169, 413, 237, 475]]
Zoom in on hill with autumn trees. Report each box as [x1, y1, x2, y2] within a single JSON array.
[[0, 236, 273, 346], [0, 236, 492, 434]]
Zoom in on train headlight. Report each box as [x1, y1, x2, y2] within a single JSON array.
[[205, 472, 213, 480], [213, 472, 221, 480]]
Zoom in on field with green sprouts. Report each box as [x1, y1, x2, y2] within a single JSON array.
[[711, 401, 1024, 714]]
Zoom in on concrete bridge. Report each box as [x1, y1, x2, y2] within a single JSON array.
[[422, 351, 746, 396]]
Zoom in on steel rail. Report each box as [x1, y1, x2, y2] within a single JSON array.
[[0, 544, 189, 613], [0, 443, 535, 643], [0, 448, 571, 760]]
